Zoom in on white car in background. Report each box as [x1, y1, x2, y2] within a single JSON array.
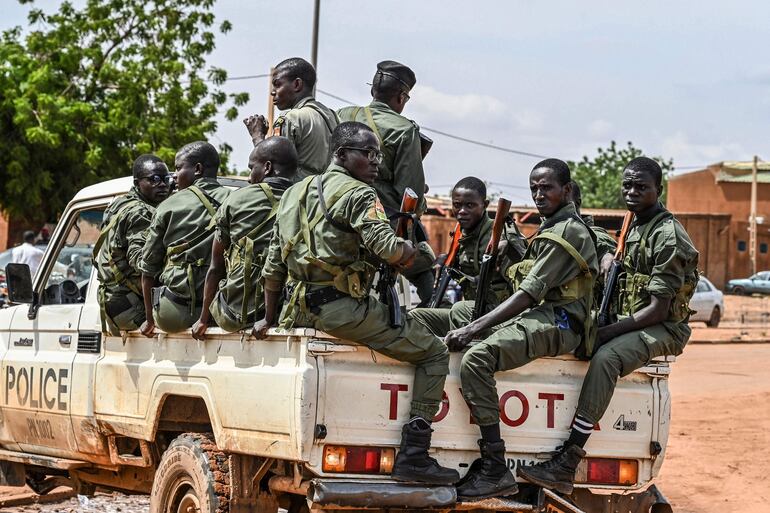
[[689, 276, 724, 327]]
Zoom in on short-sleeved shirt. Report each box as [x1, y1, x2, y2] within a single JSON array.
[[275, 96, 338, 181], [11, 243, 44, 276], [139, 177, 230, 300], [337, 101, 425, 215]]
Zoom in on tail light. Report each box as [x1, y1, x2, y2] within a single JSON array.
[[322, 445, 395, 474], [575, 458, 638, 486]]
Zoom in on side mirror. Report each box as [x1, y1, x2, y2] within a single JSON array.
[[6, 263, 34, 304]]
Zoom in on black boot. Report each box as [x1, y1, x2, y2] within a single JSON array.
[[456, 440, 518, 500], [391, 419, 460, 485], [516, 443, 585, 495]]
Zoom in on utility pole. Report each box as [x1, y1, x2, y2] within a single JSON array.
[[311, 0, 320, 70], [750, 155, 758, 275]]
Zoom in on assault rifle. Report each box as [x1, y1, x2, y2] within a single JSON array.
[[428, 223, 462, 308], [597, 211, 634, 327], [471, 198, 512, 321], [377, 188, 419, 328]]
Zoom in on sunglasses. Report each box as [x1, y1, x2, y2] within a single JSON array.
[[339, 146, 384, 164], [137, 174, 172, 185]]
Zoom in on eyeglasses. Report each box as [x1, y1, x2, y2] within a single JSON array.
[[339, 147, 384, 164], [138, 174, 172, 185]]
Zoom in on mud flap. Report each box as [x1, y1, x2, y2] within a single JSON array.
[[570, 484, 673, 513], [0, 460, 25, 487], [537, 488, 587, 513]]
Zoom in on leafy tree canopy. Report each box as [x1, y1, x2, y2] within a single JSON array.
[[0, 0, 248, 223], [568, 141, 673, 209]]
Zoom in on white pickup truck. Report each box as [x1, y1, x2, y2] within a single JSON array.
[[0, 178, 674, 513]]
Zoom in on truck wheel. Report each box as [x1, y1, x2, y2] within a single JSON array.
[[706, 306, 721, 327], [151, 433, 230, 513]]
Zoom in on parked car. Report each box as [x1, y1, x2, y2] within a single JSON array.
[[689, 276, 724, 327], [725, 271, 770, 295]]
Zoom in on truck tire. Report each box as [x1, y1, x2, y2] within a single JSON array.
[[150, 432, 230, 513]]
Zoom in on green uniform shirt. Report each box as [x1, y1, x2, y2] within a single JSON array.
[[454, 215, 512, 306], [262, 164, 405, 311], [337, 101, 425, 215], [214, 177, 292, 319], [139, 177, 230, 301], [582, 214, 617, 262], [275, 96, 338, 181], [518, 203, 599, 326], [621, 205, 699, 340]]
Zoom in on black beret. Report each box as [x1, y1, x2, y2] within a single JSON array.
[[375, 60, 416, 90]]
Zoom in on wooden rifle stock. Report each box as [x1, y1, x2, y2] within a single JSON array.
[[597, 211, 634, 328], [471, 198, 512, 320], [428, 223, 462, 308]]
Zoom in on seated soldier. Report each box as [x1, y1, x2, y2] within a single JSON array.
[[569, 180, 617, 264], [410, 176, 523, 337], [444, 159, 598, 499], [517, 157, 699, 494], [94, 155, 170, 333], [191, 137, 298, 339], [139, 142, 230, 335], [254, 121, 459, 486]]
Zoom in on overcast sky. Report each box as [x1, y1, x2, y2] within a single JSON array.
[[6, 1, 770, 204]]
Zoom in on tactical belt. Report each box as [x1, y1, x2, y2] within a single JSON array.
[[305, 286, 349, 309], [159, 286, 191, 307]]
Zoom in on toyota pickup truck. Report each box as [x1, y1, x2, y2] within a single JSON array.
[[0, 177, 673, 513]]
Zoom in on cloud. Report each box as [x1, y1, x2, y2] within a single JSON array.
[[588, 119, 613, 138], [660, 131, 746, 168]]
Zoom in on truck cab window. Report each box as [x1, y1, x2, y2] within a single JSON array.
[[42, 209, 104, 305]]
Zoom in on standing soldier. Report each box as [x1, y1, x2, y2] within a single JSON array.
[[191, 137, 298, 339], [94, 154, 170, 334], [254, 122, 459, 486], [518, 157, 699, 495], [243, 57, 337, 181], [444, 159, 598, 500], [338, 61, 434, 304], [139, 142, 230, 335]]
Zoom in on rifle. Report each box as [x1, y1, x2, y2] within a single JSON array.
[[471, 198, 512, 321], [377, 187, 419, 328], [597, 211, 634, 327], [428, 223, 462, 308]]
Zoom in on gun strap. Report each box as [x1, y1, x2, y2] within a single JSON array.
[[637, 210, 673, 270], [303, 101, 338, 134], [316, 174, 357, 233], [533, 232, 592, 277]]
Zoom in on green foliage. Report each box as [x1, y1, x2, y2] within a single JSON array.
[[0, 0, 248, 223], [568, 141, 674, 209]]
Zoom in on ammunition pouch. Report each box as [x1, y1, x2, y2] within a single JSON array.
[[622, 271, 698, 323]]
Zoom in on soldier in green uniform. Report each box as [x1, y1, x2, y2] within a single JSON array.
[[337, 61, 435, 305], [410, 176, 523, 337], [444, 159, 598, 499], [244, 57, 337, 181], [139, 142, 231, 335], [253, 121, 459, 486], [518, 157, 699, 495], [569, 180, 617, 263], [191, 137, 297, 339], [94, 155, 170, 334]]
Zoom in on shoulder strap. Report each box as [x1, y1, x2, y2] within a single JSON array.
[[166, 187, 223, 258], [187, 184, 218, 219], [533, 232, 591, 276], [316, 174, 357, 233], [93, 198, 141, 259], [240, 183, 280, 242], [303, 102, 336, 134], [639, 210, 673, 268], [363, 107, 384, 145]]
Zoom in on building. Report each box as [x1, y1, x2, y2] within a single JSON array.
[[668, 161, 770, 286]]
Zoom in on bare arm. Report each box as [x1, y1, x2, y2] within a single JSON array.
[[252, 284, 283, 339], [191, 239, 227, 340], [596, 295, 671, 346], [139, 274, 156, 337]]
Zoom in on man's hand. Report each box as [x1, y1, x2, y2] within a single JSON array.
[[140, 319, 155, 338], [252, 318, 272, 340], [600, 253, 614, 279], [445, 326, 476, 352], [191, 319, 208, 341], [243, 114, 269, 144]]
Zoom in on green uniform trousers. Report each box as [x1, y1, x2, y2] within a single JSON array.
[[210, 291, 254, 333], [575, 322, 689, 424], [460, 304, 582, 426], [306, 295, 450, 420], [410, 300, 497, 338], [105, 292, 146, 332], [153, 294, 201, 334]]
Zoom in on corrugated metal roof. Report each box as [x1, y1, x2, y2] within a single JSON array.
[[716, 170, 770, 183]]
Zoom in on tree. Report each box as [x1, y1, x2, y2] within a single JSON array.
[[0, 0, 248, 224], [568, 141, 674, 209]]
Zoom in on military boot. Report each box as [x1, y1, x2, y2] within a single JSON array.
[[456, 440, 518, 500], [391, 418, 459, 485], [516, 443, 586, 495]]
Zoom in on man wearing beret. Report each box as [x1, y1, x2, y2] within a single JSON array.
[[338, 61, 434, 305]]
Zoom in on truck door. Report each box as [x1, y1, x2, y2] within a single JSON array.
[[3, 206, 104, 457]]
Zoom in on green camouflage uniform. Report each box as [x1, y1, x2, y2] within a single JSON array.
[[209, 177, 293, 332], [273, 96, 338, 181], [575, 206, 698, 424], [139, 177, 230, 333], [94, 187, 156, 333], [262, 164, 449, 420], [337, 101, 434, 301], [409, 215, 518, 337], [460, 202, 598, 426], [582, 214, 618, 308]]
